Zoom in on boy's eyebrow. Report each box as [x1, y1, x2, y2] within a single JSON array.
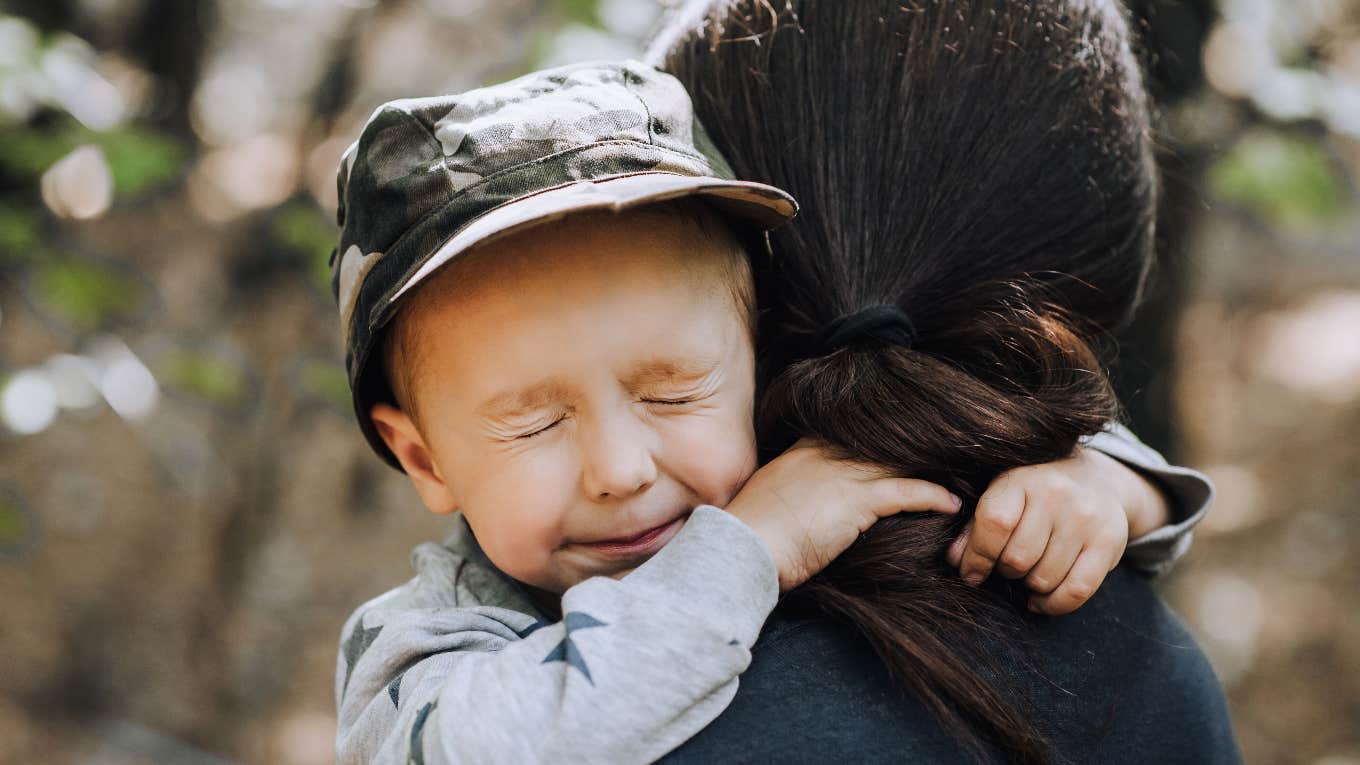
[[477, 359, 719, 418], [624, 358, 719, 388], [477, 381, 571, 419]]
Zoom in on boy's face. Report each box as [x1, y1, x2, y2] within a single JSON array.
[[370, 208, 758, 594]]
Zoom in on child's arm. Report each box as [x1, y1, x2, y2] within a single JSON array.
[[947, 422, 1213, 615], [336, 446, 959, 764], [1081, 421, 1214, 576], [335, 506, 777, 764]]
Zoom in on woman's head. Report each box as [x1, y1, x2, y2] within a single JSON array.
[[657, 0, 1155, 468], [656, 0, 1157, 320], [655, 0, 1157, 760]]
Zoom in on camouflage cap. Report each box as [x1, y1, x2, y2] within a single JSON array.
[[331, 59, 799, 469]]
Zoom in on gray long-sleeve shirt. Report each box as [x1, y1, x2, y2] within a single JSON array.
[[335, 423, 1212, 764], [336, 505, 779, 764]]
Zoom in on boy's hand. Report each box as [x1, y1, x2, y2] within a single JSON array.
[[727, 440, 962, 592], [946, 446, 1171, 615]]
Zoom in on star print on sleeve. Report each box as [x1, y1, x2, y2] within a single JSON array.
[[408, 700, 437, 765], [541, 611, 608, 685], [388, 669, 407, 708], [514, 618, 547, 639], [342, 616, 384, 693]]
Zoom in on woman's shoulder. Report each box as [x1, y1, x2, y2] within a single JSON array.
[[664, 605, 973, 763], [663, 566, 1241, 764], [1018, 566, 1241, 762]]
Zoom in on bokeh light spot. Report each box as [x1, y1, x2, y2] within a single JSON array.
[[2, 370, 58, 435], [40, 144, 113, 220], [101, 354, 159, 421]]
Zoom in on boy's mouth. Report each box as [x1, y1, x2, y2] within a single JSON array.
[[573, 515, 687, 560]]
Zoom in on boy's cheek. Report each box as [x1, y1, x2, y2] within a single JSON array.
[[476, 519, 565, 589], [664, 415, 758, 507], [459, 464, 575, 586], [721, 445, 759, 505]]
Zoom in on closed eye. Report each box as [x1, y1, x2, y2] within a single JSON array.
[[514, 416, 565, 439], [641, 388, 716, 407]]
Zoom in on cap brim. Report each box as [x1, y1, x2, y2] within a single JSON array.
[[387, 171, 798, 306]]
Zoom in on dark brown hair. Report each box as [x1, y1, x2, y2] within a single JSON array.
[[658, 1, 1157, 761]]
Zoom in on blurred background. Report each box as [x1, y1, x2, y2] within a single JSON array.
[[0, 0, 1356, 762]]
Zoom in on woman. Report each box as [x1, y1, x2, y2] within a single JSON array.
[[649, 0, 1242, 761]]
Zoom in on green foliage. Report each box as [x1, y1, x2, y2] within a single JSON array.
[[1208, 129, 1350, 234], [26, 255, 152, 335], [271, 201, 336, 296], [0, 125, 75, 178], [0, 16, 184, 199], [559, 0, 603, 28], [293, 356, 352, 418], [0, 121, 186, 200], [488, 0, 606, 82], [0, 490, 35, 554], [0, 204, 41, 264], [96, 126, 188, 199], [153, 347, 253, 414]]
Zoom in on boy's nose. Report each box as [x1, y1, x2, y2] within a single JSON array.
[[580, 412, 659, 500]]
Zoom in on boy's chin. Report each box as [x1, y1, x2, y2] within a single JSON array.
[[541, 562, 641, 593], [566, 558, 647, 586]]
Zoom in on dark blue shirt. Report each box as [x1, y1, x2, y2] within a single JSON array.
[[665, 566, 1241, 764]]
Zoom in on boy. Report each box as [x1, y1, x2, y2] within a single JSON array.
[[331, 61, 1209, 763]]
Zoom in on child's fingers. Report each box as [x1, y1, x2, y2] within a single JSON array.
[[994, 508, 1054, 580], [867, 477, 962, 520], [946, 523, 972, 568], [958, 482, 1025, 585], [1022, 529, 1083, 595], [1028, 547, 1112, 615]]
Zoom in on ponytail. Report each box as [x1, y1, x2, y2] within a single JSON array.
[[661, 0, 1157, 761]]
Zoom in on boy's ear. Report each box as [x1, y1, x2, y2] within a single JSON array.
[[369, 402, 458, 515]]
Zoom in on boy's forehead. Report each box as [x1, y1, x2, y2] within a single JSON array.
[[395, 211, 749, 377], [389, 206, 754, 406], [413, 205, 743, 305]]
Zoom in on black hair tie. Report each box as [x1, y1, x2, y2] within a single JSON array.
[[813, 304, 918, 356]]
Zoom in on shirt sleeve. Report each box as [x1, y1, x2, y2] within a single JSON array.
[[1080, 421, 1216, 578], [334, 505, 779, 764]]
